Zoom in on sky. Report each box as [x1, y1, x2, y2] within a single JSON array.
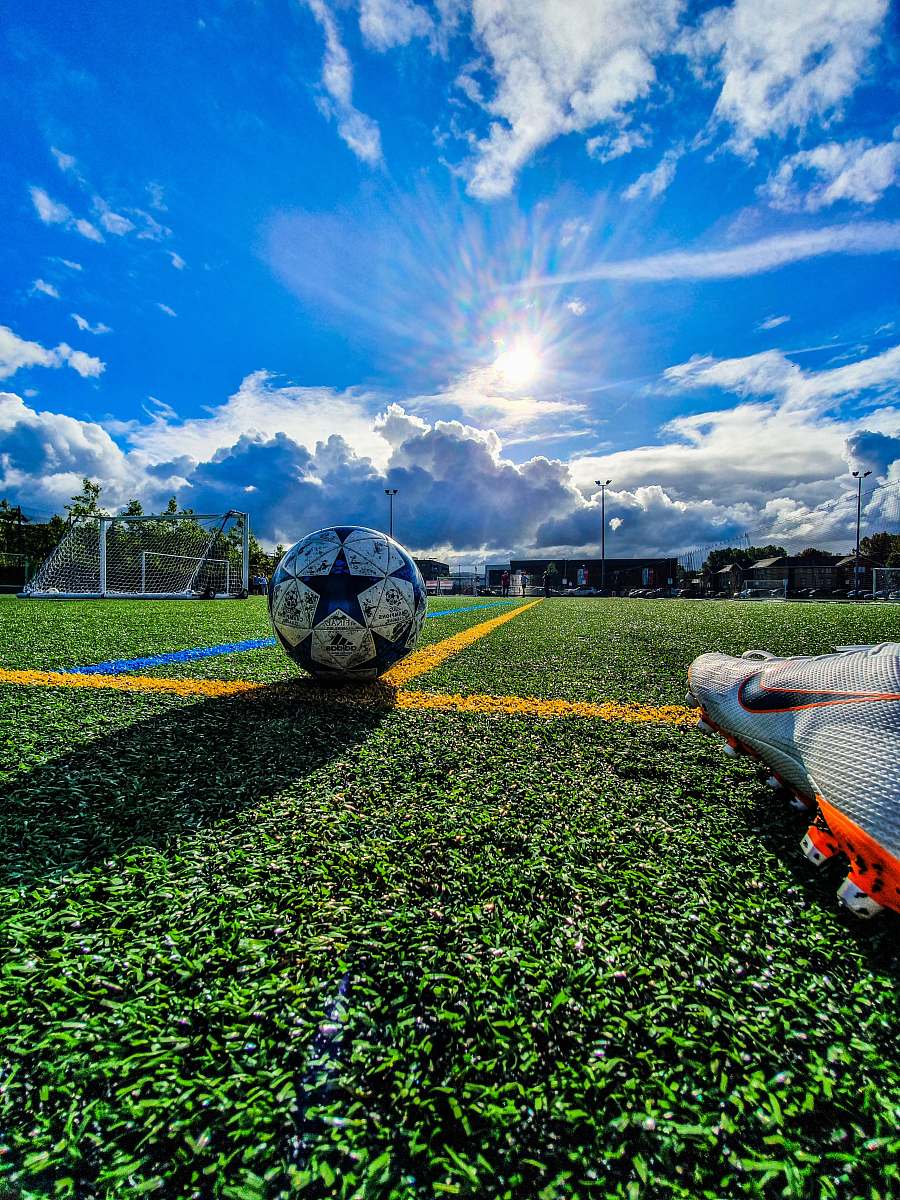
[[2, 0, 899, 563]]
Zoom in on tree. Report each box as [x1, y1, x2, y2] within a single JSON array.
[[165, 496, 178, 514], [795, 547, 832, 560], [860, 531, 899, 565], [66, 478, 107, 519], [124, 498, 144, 516]]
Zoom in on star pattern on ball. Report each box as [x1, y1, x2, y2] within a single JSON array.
[[269, 526, 427, 682]]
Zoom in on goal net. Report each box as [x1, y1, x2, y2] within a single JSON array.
[[22, 511, 249, 599], [872, 567, 900, 599]]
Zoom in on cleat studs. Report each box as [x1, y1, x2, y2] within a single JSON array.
[[765, 775, 781, 791], [837, 876, 885, 919], [696, 718, 714, 734], [685, 691, 700, 708], [789, 794, 811, 812], [801, 827, 837, 867], [723, 742, 739, 757]]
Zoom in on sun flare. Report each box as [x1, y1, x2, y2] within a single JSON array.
[[493, 338, 541, 390]]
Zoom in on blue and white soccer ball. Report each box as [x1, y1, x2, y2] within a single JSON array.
[[269, 526, 427, 682]]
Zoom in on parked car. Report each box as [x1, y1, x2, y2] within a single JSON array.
[[888, 590, 900, 601]]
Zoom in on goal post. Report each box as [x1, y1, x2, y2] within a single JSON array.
[[21, 510, 250, 600], [872, 567, 900, 599]]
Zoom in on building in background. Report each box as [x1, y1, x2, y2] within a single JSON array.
[[485, 557, 678, 592]]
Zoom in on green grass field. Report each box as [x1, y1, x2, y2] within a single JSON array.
[[1, 595, 899, 1199]]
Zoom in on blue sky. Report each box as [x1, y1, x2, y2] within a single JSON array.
[[2, 0, 899, 559]]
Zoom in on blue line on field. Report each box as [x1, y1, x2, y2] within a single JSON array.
[[67, 638, 277, 675], [65, 601, 523, 675], [424, 600, 517, 618]]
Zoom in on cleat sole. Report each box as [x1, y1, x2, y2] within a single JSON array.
[[837, 876, 885, 919], [800, 828, 836, 867]]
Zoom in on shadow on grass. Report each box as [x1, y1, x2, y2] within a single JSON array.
[[742, 783, 900, 970], [1, 679, 396, 889]]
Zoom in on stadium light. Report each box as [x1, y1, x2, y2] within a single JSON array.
[[852, 469, 872, 600], [384, 488, 398, 538], [595, 480, 612, 592]]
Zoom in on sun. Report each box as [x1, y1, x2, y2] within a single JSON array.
[[493, 338, 541, 390]]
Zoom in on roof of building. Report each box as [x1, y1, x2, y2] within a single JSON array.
[[748, 556, 784, 569]]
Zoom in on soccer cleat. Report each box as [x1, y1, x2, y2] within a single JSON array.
[[687, 643, 900, 917]]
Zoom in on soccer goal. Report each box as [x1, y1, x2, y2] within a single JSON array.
[[21, 511, 249, 599], [872, 567, 900, 600]]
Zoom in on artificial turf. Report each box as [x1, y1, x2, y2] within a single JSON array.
[[1, 595, 899, 1199]]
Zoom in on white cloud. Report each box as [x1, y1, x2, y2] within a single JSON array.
[[761, 134, 900, 212], [168, 250, 186, 270], [59, 259, 82, 271], [30, 186, 105, 242], [586, 126, 649, 162], [93, 197, 136, 236], [516, 220, 900, 288], [304, 0, 383, 165], [359, 0, 432, 50], [663, 342, 900, 416], [0, 325, 105, 381], [566, 298, 587, 316], [461, 0, 682, 200], [3, 350, 900, 557], [61, 346, 106, 379], [50, 147, 78, 174], [73, 217, 104, 242], [556, 346, 900, 554], [31, 279, 61, 299], [758, 314, 790, 330], [157, 303, 177, 317], [71, 313, 112, 335], [679, 0, 889, 157], [30, 186, 72, 226], [622, 147, 681, 201]]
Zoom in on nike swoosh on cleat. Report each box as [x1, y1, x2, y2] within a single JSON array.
[[738, 674, 900, 713]]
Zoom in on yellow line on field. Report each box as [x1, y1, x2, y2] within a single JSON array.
[[0, 665, 693, 727], [0, 667, 257, 699], [395, 690, 695, 727], [383, 598, 543, 685]]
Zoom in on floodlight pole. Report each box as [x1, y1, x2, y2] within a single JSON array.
[[384, 488, 398, 538], [852, 469, 871, 600], [596, 479, 611, 592]]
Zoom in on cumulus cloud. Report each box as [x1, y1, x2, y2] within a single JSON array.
[[679, 0, 888, 157], [622, 147, 681, 201], [304, 0, 383, 165], [359, 0, 432, 50], [168, 251, 186, 270], [0, 379, 584, 551], [758, 314, 790, 330], [460, 0, 682, 200], [0, 325, 105, 381], [761, 133, 900, 211]]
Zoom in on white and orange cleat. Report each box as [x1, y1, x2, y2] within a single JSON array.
[[687, 643, 900, 918]]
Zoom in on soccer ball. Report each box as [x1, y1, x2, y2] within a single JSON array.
[[269, 526, 427, 682]]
